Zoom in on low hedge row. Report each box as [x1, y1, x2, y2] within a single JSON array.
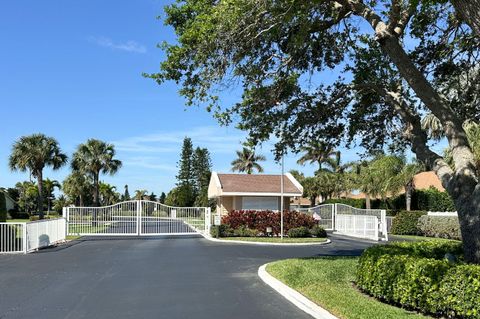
[[325, 187, 456, 212], [390, 211, 427, 235], [221, 210, 316, 236], [418, 215, 461, 240], [356, 241, 480, 318]]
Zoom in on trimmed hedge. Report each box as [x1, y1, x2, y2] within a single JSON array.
[[417, 215, 461, 240], [390, 210, 427, 235], [222, 210, 316, 236], [356, 241, 480, 318], [310, 225, 327, 238], [287, 227, 310, 238], [325, 187, 456, 212]]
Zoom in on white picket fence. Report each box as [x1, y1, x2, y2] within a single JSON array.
[[0, 218, 66, 254]]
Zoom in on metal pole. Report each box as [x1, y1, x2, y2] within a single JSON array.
[[280, 155, 284, 239]]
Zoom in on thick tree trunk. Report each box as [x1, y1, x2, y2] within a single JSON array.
[[37, 170, 44, 219], [451, 0, 480, 36], [452, 182, 480, 263], [365, 194, 371, 209]]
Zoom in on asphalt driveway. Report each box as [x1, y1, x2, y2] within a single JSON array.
[[0, 234, 375, 319]]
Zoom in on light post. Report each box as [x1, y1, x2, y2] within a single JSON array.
[[280, 154, 284, 239]]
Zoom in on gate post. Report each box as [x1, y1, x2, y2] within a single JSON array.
[[205, 207, 211, 235], [333, 203, 337, 231], [136, 200, 141, 236]]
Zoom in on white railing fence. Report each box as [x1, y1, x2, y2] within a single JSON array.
[[0, 218, 66, 254], [301, 204, 335, 230], [0, 223, 25, 254], [335, 204, 388, 241], [65, 200, 208, 236], [296, 203, 388, 241], [26, 218, 66, 252], [335, 214, 379, 241]]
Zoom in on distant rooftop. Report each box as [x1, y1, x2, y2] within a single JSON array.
[[213, 173, 302, 195]]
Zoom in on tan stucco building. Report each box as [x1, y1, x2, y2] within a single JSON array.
[[208, 172, 303, 215]]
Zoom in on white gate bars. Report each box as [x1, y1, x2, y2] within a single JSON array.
[[306, 204, 335, 230], [335, 214, 379, 241], [298, 203, 388, 241], [335, 204, 388, 241], [0, 223, 25, 253], [65, 200, 208, 236], [0, 218, 66, 254]]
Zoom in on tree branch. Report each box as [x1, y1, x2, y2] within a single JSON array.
[[363, 84, 455, 188]]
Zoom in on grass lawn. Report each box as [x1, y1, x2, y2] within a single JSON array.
[[222, 237, 327, 243], [267, 257, 430, 319], [6, 219, 29, 223], [390, 234, 460, 243], [68, 224, 109, 234]]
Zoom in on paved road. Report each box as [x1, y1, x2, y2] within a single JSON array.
[[0, 234, 375, 319]]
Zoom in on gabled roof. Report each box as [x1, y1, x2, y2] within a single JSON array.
[[208, 172, 303, 198]]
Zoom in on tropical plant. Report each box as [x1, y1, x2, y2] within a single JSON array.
[[71, 139, 122, 206], [43, 178, 61, 214], [63, 171, 93, 206], [15, 181, 38, 214], [231, 147, 266, 174], [421, 113, 444, 141], [99, 182, 119, 206], [53, 195, 69, 214], [9, 134, 67, 218], [297, 141, 336, 174], [134, 189, 148, 200], [397, 161, 424, 211]]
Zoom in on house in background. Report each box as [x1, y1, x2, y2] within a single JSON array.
[[0, 190, 16, 212], [347, 171, 446, 200], [208, 172, 303, 215]]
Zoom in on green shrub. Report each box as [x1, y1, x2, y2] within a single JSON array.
[[417, 215, 461, 240], [390, 210, 426, 235], [287, 226, 311, 238], [310, 225, 327, 238], [355, 241, 480, 318], [210, 224, 233, 237], [415, 187, 455, 212], [233, 225, 259, 237], [0, 192, 6, 222]]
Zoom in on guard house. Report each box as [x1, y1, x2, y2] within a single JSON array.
[[207, 172, 303, 215]]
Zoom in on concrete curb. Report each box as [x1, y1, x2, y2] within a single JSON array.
[[258, 263, 338, 319], [200, 233, 331, 246]]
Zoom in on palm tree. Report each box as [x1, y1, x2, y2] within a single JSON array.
[[134, 189, 148, 200], [98, 182, 119, 206], [71, 139, 122, 206], [231, 147, 266, 174], [421, 113, 444, 140], [297, 141, 336, 174], [63, 171, 92, 206], [9, 134, 68, 218], [397, 162, 424, 211], [43, 178, 61, 215]]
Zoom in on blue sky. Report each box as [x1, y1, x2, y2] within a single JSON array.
[[0, 1, 446, 196]]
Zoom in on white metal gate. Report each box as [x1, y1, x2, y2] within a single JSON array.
[[298, 203, 388, 241], [65, 200, 209, 236]]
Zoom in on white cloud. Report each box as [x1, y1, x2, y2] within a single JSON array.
[[113, 126, 246, 155], [88, 36, 147, 54]]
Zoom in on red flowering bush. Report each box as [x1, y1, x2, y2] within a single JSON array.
[[221, 210, 316, 236]]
